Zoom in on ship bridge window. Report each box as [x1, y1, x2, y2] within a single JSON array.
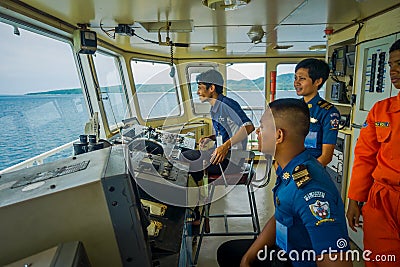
[[275, 63, 325, 99], [92, 52, 130, 128], [131, 60, 183, 120], [226, 63, 266, 128], [0, 21, 88, 171], [275, 64, 298, 100]]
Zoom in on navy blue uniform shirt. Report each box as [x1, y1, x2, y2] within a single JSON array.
[[274, 150, 349, 267], [210, 94, 252, 150], [304, 93, 340, 159]]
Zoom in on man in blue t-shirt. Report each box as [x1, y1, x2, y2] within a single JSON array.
[[217, 99, 351, 267], [180, 69, 255, 183], [294, 58, 340, 166]]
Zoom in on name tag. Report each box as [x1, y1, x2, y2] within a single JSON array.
[[305, 131, 317, 149], [216, 135, 223, 147], [276, 220, 288, 252]]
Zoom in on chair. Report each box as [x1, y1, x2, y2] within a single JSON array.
[[193, 150, 260, 265]]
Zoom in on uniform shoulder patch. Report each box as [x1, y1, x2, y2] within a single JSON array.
[[317, 99, 333, 110], [292, 164, 312, 188], [309, 200, 335, 225]]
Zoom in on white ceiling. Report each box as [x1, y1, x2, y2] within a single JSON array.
[[3, 0, 400, 58]]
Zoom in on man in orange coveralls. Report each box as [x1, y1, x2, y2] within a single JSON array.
[[346, 38, 400, 266]]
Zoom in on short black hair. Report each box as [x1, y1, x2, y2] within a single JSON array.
[[295, 58, 330, 90], [196, 69, 224, 94], [269, 98, 310, 139], [389, 39, 400, 53]]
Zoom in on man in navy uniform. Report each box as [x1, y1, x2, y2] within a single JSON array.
[[217, 98, 351, 267], [180, 69, 254, 181], [180, 69, 255, 222], [294, 58, 340, 166]]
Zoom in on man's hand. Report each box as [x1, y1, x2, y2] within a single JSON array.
[[210, 141, 230, 165], [346, 199, 362, 232]]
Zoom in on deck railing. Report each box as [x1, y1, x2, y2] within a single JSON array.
[[0, 139, 77, 175]]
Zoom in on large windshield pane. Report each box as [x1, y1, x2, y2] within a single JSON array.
[[226, 63, 265, 127], [0, 22, 88, 171], [93, 52, 129, 127], [131, 60, 182, 119], [226, 63, 265, 151], [276, 64, 298, 99]]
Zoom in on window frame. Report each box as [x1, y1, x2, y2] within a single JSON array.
[[130, 59, 184, 121], [92, 50, 132, 131]]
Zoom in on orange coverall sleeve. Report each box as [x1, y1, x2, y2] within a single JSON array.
[[347, 105, 379, 202]]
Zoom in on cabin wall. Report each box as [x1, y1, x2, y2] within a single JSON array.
[[327, 4, 400, 190], [326, 5, 400, 249]]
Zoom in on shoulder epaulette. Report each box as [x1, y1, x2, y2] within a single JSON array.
[[292, 164, 312, 188], [317, 100, 333, 110]]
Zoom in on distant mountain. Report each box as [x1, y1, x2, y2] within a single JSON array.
[[276, 73, 294, 91], [26, 85, 125, 95], [227, 73, 293, 91], [25, 73, 295, 95], [26, 88, 83, 95]]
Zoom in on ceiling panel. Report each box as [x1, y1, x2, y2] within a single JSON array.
[[10, 0, 400, 57]]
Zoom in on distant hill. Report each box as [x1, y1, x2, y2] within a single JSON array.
[[25, 73, 295, 95], [26, 88, 83, 95]]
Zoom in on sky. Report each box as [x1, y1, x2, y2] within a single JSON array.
[[0, 21, 295, 95], [0, 23, 81, 95]]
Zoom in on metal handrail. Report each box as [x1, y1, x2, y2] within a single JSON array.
[[0, 139, 78, 175]]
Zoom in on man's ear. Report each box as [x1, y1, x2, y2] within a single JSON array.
[[276, 128, 284, 144], [314, 77, 323, 89], [209, 84, 216, 93]]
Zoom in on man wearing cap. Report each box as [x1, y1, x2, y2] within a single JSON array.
[[180, 69, 255, 222]]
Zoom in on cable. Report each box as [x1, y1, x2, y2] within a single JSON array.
[[99, 21, 115, 39], [132, 32, 159, 44], [169, 44, 176, 77], [354, 21, 364, 43]]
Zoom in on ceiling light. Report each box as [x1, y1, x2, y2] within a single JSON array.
[[247, 25, 264, 44], [202, 0, 251, 11], [309, 44, 326, 51], [202, 45, 225, 52]]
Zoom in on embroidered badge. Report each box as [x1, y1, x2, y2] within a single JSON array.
[[374, 121, 390, 127], [330, 113, 340, 118], [309, 200, 335, 225], [282, 172, 291, 180], [330, 118, 339, 129], [292, 165, 311, 188], [303, 191, 326, 202], [310, 117, 318, 123]]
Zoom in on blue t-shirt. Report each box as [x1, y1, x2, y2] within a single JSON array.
[[274, 150, 349, 267], [210, 94, 253, 150], [304, 94, 340, 159]]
